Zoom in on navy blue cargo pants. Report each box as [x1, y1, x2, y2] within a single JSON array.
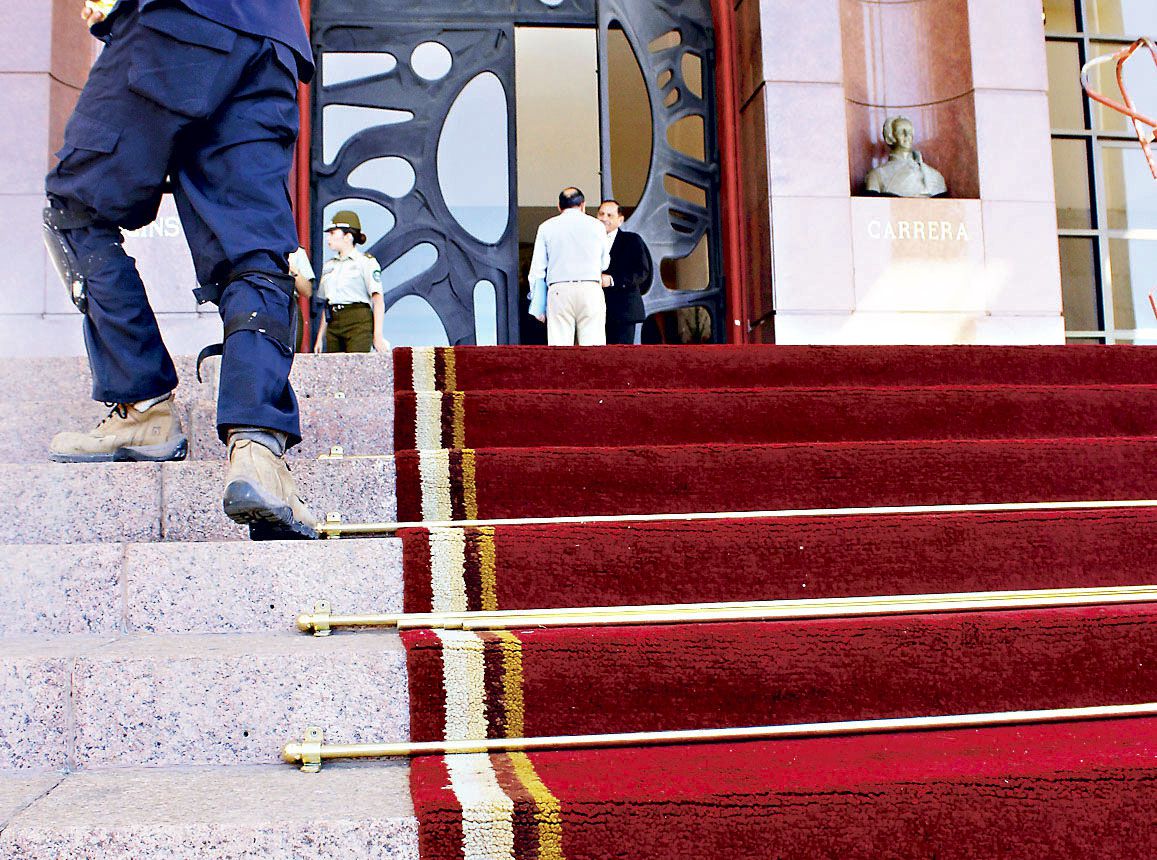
[[46, 1, 303, 446]]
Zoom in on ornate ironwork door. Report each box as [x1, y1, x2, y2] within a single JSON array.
[[312, 18, 522, 345], [597, 0, 725, 342], [311, 0, 722, 345]]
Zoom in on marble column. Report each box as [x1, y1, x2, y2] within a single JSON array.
[[737, 0, 1062, 344]]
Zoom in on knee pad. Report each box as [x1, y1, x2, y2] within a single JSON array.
[[195, 270, 296, 382], [42, 205, 92, 313]]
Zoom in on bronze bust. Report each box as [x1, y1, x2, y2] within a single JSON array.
[[865, 117, 948, 198]]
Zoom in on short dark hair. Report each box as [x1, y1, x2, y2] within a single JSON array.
[[600, 199, 622, 216], [559, 187, 585, 210]]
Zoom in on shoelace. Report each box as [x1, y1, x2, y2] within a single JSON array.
[[98, 402, 130, 427]]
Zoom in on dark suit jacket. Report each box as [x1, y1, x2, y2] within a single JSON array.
[[604, 230, 652, 325]]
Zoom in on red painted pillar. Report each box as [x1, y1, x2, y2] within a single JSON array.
[[294, 0, 314, 351], [709, 0, 750, 344]]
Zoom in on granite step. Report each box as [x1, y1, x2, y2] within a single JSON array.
[[0, 457, 396, 544], [0, 352, 392, 405], [1, 633, 409, 771], [0, 764, 419, 859], [0, 394, 392, 463], [1, 539, 403, 637]]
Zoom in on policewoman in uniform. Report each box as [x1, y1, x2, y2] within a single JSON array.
[[44, 0, 319, 539], [313, 211, 390, 354]]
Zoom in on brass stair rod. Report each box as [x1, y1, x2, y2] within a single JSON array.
[[319, 498, 1157, 536], [283, 702, 1157, 771], [296, 585, 1157, 635]]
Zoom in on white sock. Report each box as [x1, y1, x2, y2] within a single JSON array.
[[133, 394, 171, 412]]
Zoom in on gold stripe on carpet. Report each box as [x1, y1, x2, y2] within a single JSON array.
[[477, 527, 499, 612], [450, 391, 467, 450], [461, 448, 479, 521], [495, 630, 525, 737], [508, 751, 564, 860]]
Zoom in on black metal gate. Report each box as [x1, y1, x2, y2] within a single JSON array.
[[311, 0, 723, 344]]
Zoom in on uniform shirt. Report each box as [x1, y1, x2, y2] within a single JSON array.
[[528, 209, 610, 287], [99, 0, 314, 82], [319, 249, 382, 306]]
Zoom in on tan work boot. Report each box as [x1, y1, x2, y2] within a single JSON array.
[[50, 397, 188, 463], [222, 437, 318, 540]]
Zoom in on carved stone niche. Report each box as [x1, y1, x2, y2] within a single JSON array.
[[840, 0, 980, 199]]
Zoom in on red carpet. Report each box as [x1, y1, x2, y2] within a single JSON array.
[[403, 605, 1157, 742], [395, 437, 1157, 522], [399, 507, 1157, 613], [395, 385, 1157, 450], [410, 717, 1157, 859], [395, 345, 1157, 392], [394, 345, 1157, 858]]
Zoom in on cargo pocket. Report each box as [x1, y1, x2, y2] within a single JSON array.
[[54, 111, 122, 173], [127, 7, 237, 118]]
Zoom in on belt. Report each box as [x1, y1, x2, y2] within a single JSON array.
[[329, 302, 370, 312], [549, 280, 600, 286]]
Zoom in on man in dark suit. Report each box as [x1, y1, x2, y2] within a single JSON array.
[[597, 200, 653, 345]]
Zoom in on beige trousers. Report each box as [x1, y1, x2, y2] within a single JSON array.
[[547, 281, 606, 346]]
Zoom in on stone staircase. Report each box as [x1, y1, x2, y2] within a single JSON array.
[[0, 354, 420, 858]]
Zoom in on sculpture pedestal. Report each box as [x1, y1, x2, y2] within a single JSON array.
[[772, 196, 1064, 345], [851, 197, 985, 314]]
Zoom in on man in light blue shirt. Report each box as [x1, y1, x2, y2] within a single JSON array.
[[528, 187, 612, 345]]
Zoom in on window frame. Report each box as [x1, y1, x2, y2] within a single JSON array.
[[1047, 1, 1155, 343]]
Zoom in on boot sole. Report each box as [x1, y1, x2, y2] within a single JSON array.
[[223, 479, 319, 541], [49, 436, 189, 464]]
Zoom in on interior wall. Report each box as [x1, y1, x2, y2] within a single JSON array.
[[515, 27, 601, 209]]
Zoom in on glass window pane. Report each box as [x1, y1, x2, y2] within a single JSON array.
[[380, 295, 450, 346], [437, 72, 511, 244], [1103, 143, 1157, 230], [1052, 138, 1094, 228], [1060, 237, 1102, 332], [322, 106, 413, 166], [1109, 238, 1157, 337], [322, 53, 397, 87], [1085, 0, 1157, 35], [473, 280, 498, 345], [1046, 41, 1087, 129], [1044, 0, 1079, 33]]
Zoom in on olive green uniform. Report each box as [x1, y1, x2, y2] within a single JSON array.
[[318, 249, 382, 353]]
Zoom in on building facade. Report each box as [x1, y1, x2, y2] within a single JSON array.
[[0, 0, 1153, 355]]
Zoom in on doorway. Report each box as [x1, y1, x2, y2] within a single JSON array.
[[310, 0, 724, 346]]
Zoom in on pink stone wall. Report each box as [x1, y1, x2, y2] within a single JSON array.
[[0, 3, 219, 358], [739, 0, 1064, 344], [0, 1, 86, 355]]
